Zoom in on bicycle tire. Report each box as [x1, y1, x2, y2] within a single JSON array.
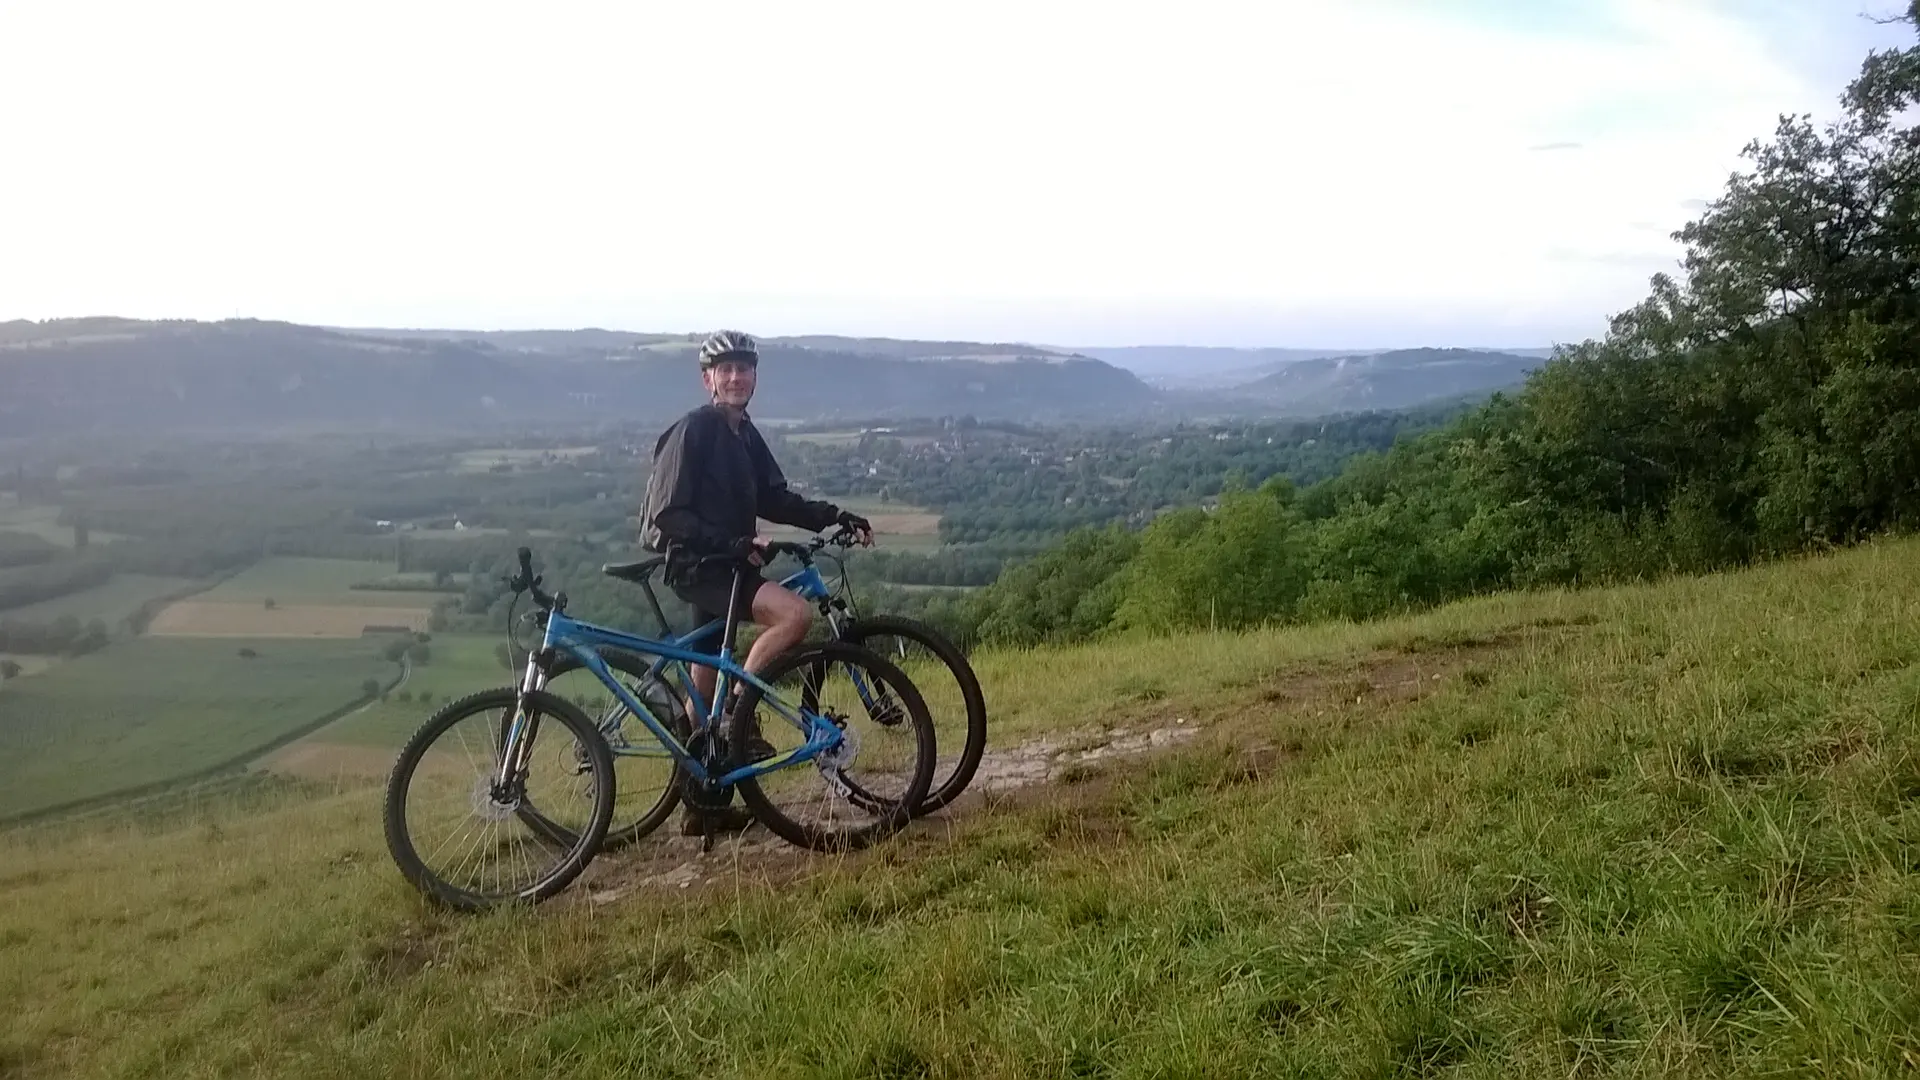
[[524, 647, 688, 850], [838, 614, 987, 815], [731, 641, 936, 852], [383, 688, 614, 911]]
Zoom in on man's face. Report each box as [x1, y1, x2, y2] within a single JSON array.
[[703, 358, 757, 408]]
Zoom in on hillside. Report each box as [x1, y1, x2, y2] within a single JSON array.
[[1218, 347, 1541, 415], [1079, 344, 1556, 389], [0, 319, 1159, 434], [2, 540, 1916, 1076]]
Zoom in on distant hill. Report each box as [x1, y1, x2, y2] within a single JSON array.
[[1215, 348, 1542, 416], [0, 319, 1157, 436], [1078, 343, 1558, 388]]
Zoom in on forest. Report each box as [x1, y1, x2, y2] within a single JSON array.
[[947, 29, 1920, 647]]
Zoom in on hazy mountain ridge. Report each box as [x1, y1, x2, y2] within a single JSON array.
[[1218, 347, 1543, 415], [0, 319, 1544, 435], [1077, 343, 1557, 388], [0, 319, 1157, 435]]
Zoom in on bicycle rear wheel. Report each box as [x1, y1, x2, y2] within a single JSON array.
[[838, 614, 986, 814], [526, 648, 688, 850], [732, 641, 935, 852], [383, 688, 614, 910]]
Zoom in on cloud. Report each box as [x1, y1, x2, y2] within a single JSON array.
[[0, 0, 1901, 346]]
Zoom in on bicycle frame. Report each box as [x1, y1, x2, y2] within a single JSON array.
[[506, 590, 845, 790]]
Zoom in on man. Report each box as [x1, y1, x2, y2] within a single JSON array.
[[640, 329, 873, 832]]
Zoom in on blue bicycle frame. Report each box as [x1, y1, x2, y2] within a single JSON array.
[[512, 561, 842, 790]]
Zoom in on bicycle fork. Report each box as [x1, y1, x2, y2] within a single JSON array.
[[492, 651, 552, 794]]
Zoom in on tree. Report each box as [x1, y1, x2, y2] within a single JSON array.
[[0, 659, 20, 680], [263, 597, 277, 610], [360, 678, 381, 699]]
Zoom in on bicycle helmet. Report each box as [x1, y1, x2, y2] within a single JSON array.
[[698, 329, 758, 369]]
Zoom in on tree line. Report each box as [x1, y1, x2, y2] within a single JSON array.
[[945, 21, 1920, 647]]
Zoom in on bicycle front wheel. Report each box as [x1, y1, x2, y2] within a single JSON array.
[[529, 647, 689, 851], [382, 688, 614, 911], [839, 614, 987, 815], [732, 641, 935, 853]]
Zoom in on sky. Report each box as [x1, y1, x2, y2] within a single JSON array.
[[0, 0, 1911, 350]]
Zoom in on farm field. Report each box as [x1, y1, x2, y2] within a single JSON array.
[[0, 572, 196, 625], [196, 557, 428, 607], [0, 653, 58, 680], [761, 496, 943, 552], [0, 496, 128, 547], [148, 601, 431, 638], [4, 540, 1920, 1076], [147, 557, 437, 638], [269, 634, 507, 774], [0, 636, 394, 819]]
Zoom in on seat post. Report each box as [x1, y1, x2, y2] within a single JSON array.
[[719, 565, 747, 658]]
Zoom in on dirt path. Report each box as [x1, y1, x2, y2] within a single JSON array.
[[573, 718, 1202, 903]]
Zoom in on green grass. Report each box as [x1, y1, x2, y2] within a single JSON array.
[[198, 557, 430, 608], [4, 539, 1920, 1076], [0, 496, 128, 547], [0, 636, 393, 819], [0, 572, 196, 625]]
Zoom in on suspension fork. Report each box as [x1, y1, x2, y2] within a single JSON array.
[[494, 648, 552, 790]]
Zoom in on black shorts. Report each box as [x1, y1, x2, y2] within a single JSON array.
[[667, 563, 766, 644]]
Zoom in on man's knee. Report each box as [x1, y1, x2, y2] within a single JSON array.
[[753, 584, 811, 636]]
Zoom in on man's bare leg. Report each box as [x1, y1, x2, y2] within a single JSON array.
[[678, 584, 813, 834], [682, 582, 810, 721]]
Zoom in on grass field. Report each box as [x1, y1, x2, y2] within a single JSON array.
[[0, 496, 129, 547], [762, 496, 944, 552], [4, 539, 1920, 1076], [0, 653, 57, 680], [0, 572, 196, 625], [148, 558, 438, 637], [0, 637, 393, 820], [271, 635, 509, 769], [197, 557, 426, 607], [148, 601, 432, 638]]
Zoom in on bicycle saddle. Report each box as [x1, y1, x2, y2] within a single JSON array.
[[600, 556, 665, 583]]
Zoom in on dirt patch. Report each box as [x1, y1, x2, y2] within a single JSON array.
[[1249, 626, 1563, 712], [569, 720, 1204, 905], [148, 601, 430, 638]]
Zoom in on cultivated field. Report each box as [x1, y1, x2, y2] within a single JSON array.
[[265, 634, 507, 779], [196, 557, 429, 607], [4, 540, 1919, 1076], [148, 601, 431, 638], [761, 496, 943, 552], [0, 572, 196, 625], [0, 636, 393, 819], [145, 557, 437, 638], [0, 495, 128, 547]]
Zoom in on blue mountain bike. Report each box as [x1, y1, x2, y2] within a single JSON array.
[[530, 527, 987, 851], [382, 546, 936, 910]]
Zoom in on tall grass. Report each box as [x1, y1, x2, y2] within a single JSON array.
[[2, 539, 1918, 1077]]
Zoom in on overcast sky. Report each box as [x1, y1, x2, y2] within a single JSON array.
[[1, 0, 1909, 349]]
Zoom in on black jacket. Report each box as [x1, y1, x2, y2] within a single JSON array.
[[640, 405, 841, 557]]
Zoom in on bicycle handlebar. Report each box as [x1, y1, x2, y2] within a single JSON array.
[[509, 525, 860, 610]]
